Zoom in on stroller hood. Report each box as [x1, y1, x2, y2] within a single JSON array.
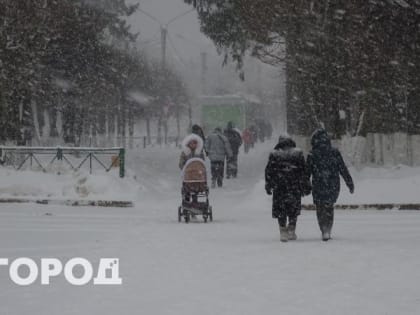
[[182, 158, 207, 182]]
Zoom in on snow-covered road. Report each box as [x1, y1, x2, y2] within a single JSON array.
[[0, 143, 419, 314]]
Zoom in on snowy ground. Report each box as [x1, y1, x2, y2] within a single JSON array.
[[0, 140, 420, 314]]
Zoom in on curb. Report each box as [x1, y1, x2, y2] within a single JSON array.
[[302, 204, 420, 210], [0, 198, 134, 208]]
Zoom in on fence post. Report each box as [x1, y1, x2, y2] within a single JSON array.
[[57, 148, 63, 160], [89, 153, 92, 174], [119, 148, 125, 178]]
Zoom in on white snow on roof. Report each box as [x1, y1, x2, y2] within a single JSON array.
[[128, 91, 152, 104], [198, 94, 261, 105]]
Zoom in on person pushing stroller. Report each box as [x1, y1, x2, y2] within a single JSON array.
[[179, 133, 205, 170], [178, 130, 212, 223]]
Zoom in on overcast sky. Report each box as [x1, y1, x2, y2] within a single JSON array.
[[127, 0, 283, 103], [128, 0, 216, 65]]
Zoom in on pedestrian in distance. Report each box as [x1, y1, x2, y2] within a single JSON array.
[[265, 135, 311, 242], [191, 124, 205, 142], [242, 127, 253, 154], [205, 127, 232, 188], [224, 121, 242, 178], [306, 129, 354, 241], [249, 124, 258, 148]]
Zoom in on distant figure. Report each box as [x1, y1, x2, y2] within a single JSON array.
[[265, 135, 311, 242], [242, 128, 253, 154], [205, 127, 232, 188], [249, 125, 258, 147], [257, 119, 266, 142], [306, 129, 354, 241], [191, 124, 205, 142], [265, 121, 273, 140], [224, 121, 242, 178]]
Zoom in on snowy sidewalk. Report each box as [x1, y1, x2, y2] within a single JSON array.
[[0, 203, 419, 315], [0, 143, 420, 314]]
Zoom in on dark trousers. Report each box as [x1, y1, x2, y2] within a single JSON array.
[[315, 202, 334, 233], [210, 161, 225, 186], [226, 154, 238, 178], [277, 216, 297, 228], [273, 192, 300, 227]]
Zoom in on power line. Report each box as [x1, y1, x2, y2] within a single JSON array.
[[167, 32, 189, 68], [136, 6, 196, 69], [166, 9, 195, 27]]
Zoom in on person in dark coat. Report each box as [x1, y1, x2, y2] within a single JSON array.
[[265, 135, 311, 242], [249, 124, 258, 148], [191, 124, 205, 142], [306, 129, 354, 241], [224, 121, 243, 178]]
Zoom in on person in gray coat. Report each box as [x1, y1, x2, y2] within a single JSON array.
[[205, 127, 233, 188]]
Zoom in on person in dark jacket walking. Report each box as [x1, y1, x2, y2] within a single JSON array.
[[224, 121, 243, 178], [306, 129, 354, 241], [265, 135, 311, 242]]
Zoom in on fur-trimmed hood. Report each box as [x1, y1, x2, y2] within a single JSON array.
[[181, 134, 204, 155]]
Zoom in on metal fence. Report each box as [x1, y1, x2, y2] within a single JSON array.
[[0, 146, 125, 178]]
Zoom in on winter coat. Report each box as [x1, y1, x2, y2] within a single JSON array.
[[179, 134, 205, 170], [205, 130, 233, 162], [265, 136, 311, 218], [265, 136, 311, 196], [306, 129, 354, 204], [224, 127, 243, 155]]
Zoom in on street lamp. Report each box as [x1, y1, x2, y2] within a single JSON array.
[[137, 7, 194, 69]]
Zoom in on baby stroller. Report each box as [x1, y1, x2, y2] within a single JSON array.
[[178, 158, 213, 223]]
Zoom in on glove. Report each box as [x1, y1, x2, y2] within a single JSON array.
[[265, 184, 272, 195], [349, 184, 355, 194], [302, 187, 312, 197], [300, 181, 312, 197]]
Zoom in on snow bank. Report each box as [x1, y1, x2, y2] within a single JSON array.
[[328, 165, 420, 204], [0, 168, 143, 202]]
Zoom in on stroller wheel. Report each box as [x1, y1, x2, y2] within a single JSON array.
[[178, 207, 182, 222], [209, 206, 213, 222]]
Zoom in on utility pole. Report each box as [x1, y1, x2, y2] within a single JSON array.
[[161, 26, 168, 69], [138, 7, 194, 70], [201, 51, 207, 95]]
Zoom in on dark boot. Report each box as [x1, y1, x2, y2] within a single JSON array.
[[279, 226, 288, 242], [287, 225, 297, 240]]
